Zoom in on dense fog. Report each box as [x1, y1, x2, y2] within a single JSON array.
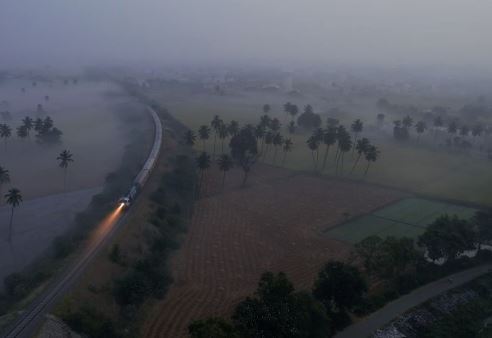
[[2, 0, 492, 70]]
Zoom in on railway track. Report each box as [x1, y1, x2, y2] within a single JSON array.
[[2, 106, 162, 338]]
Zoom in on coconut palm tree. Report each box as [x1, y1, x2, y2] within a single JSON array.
[[307, 135, 320, 171], [218, 123, 229, 153], [321, 127, 337, 172], [57, 149, 74, 190], [198, 125, 211, 151], [254, 124, 266, 155], [0, 166, 10, 205], [16, 125, 28, 140], [263, 131, 274, 160], [289, 104, 299, 121], [415, 121, 427, 142], [287, 121, 296, 134], [228, 120, 239, 137], [184, 130, 197, 146], [364, 145, 380, 176], [210, 115, 223, 158], [272, 133, 283, 164], [5, 188, 22, 243], [402, 115, 414, 129], [459, 125, 469, 137], [196, 152, 211, 197], [270, 118, 281, 133], [337, 133, 352, 175], [283, 102, 292, 120], [260, 114, 272, 129], [0, 124, 11, 149], [448, 120, 458, 135], [350, 138, 370, 174], [282, 138, 293, 165], [351, 119, 363, 154], [22, 117, 33, 137], [217, 154, 234, 189], [263, 104, 271, 114]]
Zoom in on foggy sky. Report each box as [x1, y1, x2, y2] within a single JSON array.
[[1, 0, 492, 70]]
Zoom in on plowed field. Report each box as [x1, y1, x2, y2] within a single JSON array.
[[143, 165, 405, 337]]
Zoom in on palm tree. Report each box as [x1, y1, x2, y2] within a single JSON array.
[[289, 104, 299, 121], [448, 120, 458, 135], [0, 166, 10, 205], [196, 152, 211, 197], [282, 138, 293, 165], [321, 127, 337, 172], [260, 114, 272, 129], [217, 154, 234, 189], [272, 133, 283, 164], [287, 121, 296, 134], [228, 120, 239, 137], [307, 135, 320, 171], [263, 104, 271, 115], [283, 102, 292, 121], [270, 118, 281, 133], [16, 125, 28, 140], [254, 124, 266, 155], [350, 138, 370, 174], [350, 119, 363, 154], [415, 121, 427, 142], [211, 115, 223, 158], [22, 117, 33, 137], [433, 116, 444, 142], [402, 115, 414, 129], [459, 125, 469, 137], [184, 130, 197, 146], [364, 145, 380, 176], [0, 124, 12, 149], [34, 118, 44, 133], [198, 125, 211, 151], [5, 188, 22, 243], [337, 133, 352, 175], [218, 123, 229, 153], [57, 149, 74, 190], [263, 131, 274, 159]]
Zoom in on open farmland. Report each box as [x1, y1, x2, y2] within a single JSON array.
[[142, 164, 405, 338], [146, 87, 492, 205], [325, 197, 477, 243]]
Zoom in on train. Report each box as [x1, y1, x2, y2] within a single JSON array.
[[118, 106, 163, 209]]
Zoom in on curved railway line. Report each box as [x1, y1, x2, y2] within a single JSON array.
[[2, 106, 162, 338]]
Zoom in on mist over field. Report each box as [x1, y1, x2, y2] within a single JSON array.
[[2, 0, 492, 71]]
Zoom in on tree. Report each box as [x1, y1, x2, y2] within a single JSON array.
[[352, 236, 383, 275], [418, 215, 476, 262], [415, 121, 427, 141], [210, 115, 223, 158], [263, 104, 271, 115], [0, 124, 12, 149], [350, 119, 363, 153], [473, 209, 492, 251], [289, 104, 299, 121], [217, 154, 234, 189], [307, 135, 320, 171], [336, 132, 352, 175], [448, 120, 458, 135], [5, 188, 22, 243], [196, 152, 211, 196], [287, 121, 296, 134], [271, 133, 283, 164], [0, 166, 10, 205], [259, 114, 272, 129], [297, 105, 321, 130], [198, 125, 211, 151], [459, 125, 469, 137], [364, 145, 379, 176], [283, 102, 292, 120], [189, 318, 239, 338], [393, 120, 409, 141], [184, 130, 196, 146], [263, 131, 274, 159], [402, 115, 414, 129], [218, 123, 229, 153], [57, 149, 74, 190], [282, 138, 293, 165], [16, 125, 28, 140], [313, 261, 367, 313], [233, 272, 331, 338], [229, 127, 258, 186], [34, 117, 43, 132], [270, 118, 281, 133], [22, 116, 33, 137], [228, 120, 239, 137], [350, 138, 370, 174]]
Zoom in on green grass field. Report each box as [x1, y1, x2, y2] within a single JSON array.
[[148, 88, 492, 206], [325, 198, 477, 243]]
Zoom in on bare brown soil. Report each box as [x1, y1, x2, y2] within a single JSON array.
[[143, 164, 406, 338]]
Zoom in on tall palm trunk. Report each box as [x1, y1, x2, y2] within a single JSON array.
[[364, 161, 371, 176], [340, 152, 345, 174], [221, 138, 225, 153], [282, 151, 287, 166], [273, 147, 278, 164], [350, 153, 362, 174], [315, 150, 319, 171], [311, 151, 316, 171], [8, 207, 14, 243], [213, 132, 217, 158], [222, 170, 227, 189], [321, 145, 330, 171]]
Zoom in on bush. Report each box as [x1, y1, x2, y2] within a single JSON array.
[[61, 305, 119, 338]]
